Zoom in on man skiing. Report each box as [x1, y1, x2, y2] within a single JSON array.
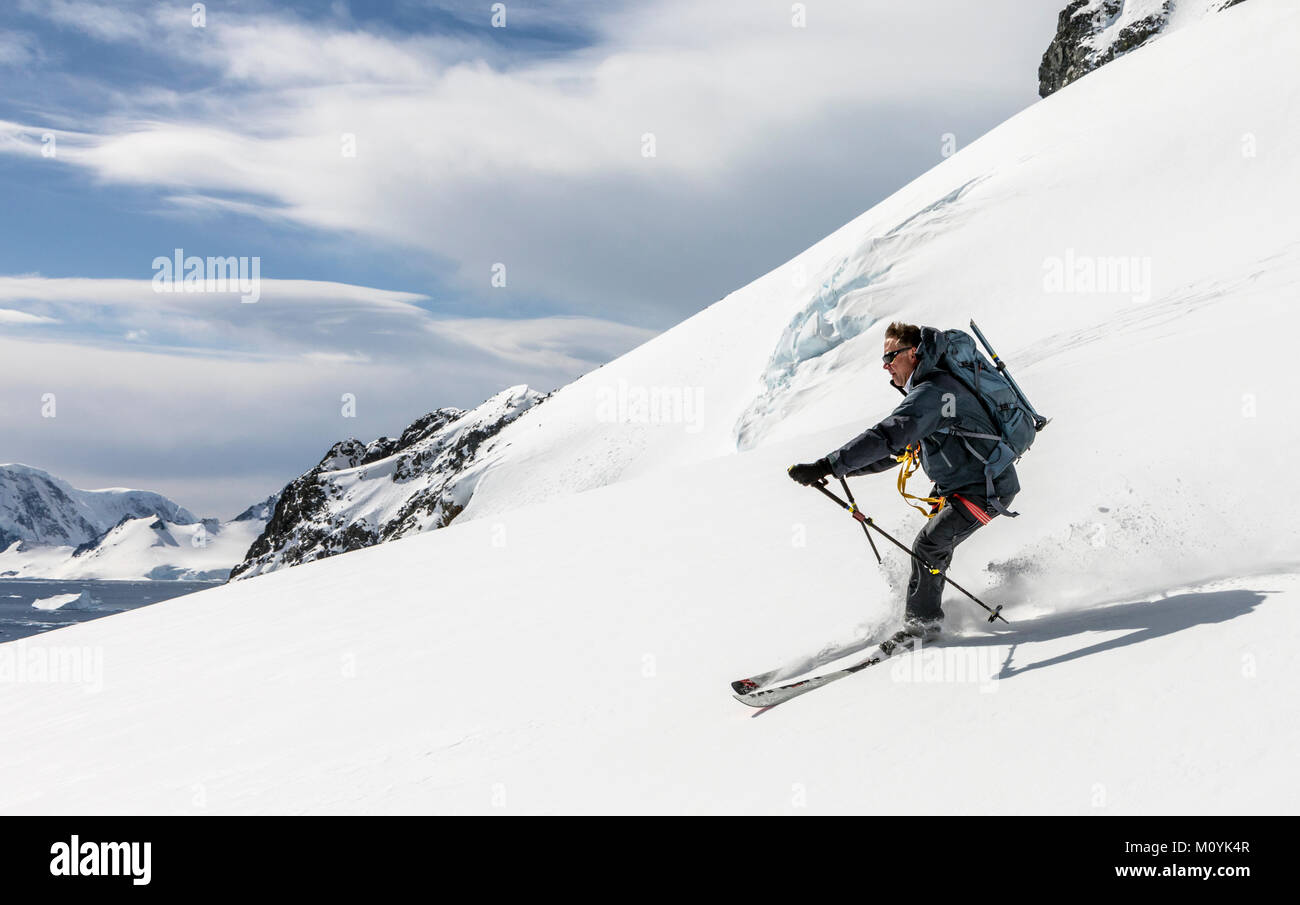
[[787, 322, 1020, 642]]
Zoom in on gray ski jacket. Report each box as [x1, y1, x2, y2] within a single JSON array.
[[825, 328, 1020, 501]]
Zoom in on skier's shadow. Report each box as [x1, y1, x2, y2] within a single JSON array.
[[942, 588, 1270, 679]]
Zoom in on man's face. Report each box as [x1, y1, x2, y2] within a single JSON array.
[[882, 337, 918, 387]]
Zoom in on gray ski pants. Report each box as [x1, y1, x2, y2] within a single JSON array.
[[905, 492, 1014, 623]]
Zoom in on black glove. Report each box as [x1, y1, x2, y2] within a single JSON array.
[[788, 458, 831, 486]]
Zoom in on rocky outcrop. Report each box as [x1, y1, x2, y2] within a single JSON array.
[[229, 385, 544, 579], [1039, 0, 1250, 98]]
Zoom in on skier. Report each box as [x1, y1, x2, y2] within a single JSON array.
[[786, 322, 1020, 642]]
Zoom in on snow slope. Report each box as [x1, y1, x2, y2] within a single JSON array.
[[0, 438, 1294, 814], [1, 0, 1297, 814]]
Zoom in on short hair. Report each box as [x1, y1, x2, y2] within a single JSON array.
[[884, 321, 921, 348]]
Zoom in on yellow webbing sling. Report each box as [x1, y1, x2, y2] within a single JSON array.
[[896, 444, 947, 518]]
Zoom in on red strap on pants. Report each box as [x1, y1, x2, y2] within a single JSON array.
[[953, 492, 992, 525]]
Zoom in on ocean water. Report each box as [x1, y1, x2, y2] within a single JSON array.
[[0, 579, 223, 643]]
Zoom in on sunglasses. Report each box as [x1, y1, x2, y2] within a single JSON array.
[[882, 347, 914, 365]]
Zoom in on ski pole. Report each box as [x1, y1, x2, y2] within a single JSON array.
[[810, 479, 1008, 624], [838, 476, 881, 563]]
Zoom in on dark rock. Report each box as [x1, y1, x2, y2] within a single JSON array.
[[1038, 0, 1248, 98]]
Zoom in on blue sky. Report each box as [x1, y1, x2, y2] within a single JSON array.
[[1, 0, 1062, 516]]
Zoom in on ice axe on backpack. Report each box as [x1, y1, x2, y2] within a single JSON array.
[[802, 475, 1008, 625], [969, 319, 1050, 433]]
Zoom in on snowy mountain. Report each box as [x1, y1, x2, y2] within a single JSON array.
[[232, 495, 279, 524], [230, 386, 543, 579], [0, 463, 197, 550], [0, 464, 275, 581], [0, 497, 277, 582], [1039, 0, 1249, 96], [0, 514, 270, 581], [2, 0, 1297, 814]]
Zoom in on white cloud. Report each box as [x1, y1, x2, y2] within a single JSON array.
[[0, 307, 59, 325], [425, 315, 657, 373], [3, 1, 1063, 322], [18, 0, 154, 43], [299, 351, 371, 364], [0, 30, 38, 67], [0, 0, 1065, 514], [0, 275, 427, 308], [0, 274, 650, 377], [0, 276, 432, 355], [0, 119, 50, 156], [0, 298, 650, 516]]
